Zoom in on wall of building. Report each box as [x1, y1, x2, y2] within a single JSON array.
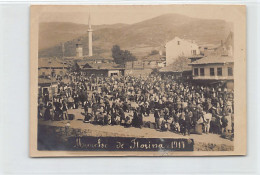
[[38, 84, 58, 98], [125, 62, 134, 69], [125, 61, 144, 70], [108, 70, 120, 77], [126, 60, 165, 70], [166, 37, 200, 66], [83, 69, 108, 77], [143, 61, 159, 69], [133, 60, 144, 69], [76, 47, 83, 58], [192, 63, 234, 80], [83, 69, 124, 77]]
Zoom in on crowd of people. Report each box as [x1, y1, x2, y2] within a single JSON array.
[[38, 72, 234, 137]]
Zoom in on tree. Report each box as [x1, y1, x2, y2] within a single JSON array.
[[111, 45, 136, 65], [111, 45, 121, 60]]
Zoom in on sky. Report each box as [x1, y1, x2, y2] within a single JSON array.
[[38, 5, 243, 25]]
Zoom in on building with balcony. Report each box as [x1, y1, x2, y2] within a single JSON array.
[[189, 55, 234, 88]]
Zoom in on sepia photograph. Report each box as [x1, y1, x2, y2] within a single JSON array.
[[30, 5, 246, 157]]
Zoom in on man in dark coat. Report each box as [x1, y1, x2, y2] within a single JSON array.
[[62, 102, 68, 120], [84, 100, 90, 114], [132, 110, 138, 127], [43, 104, 52, 121], [185, 110, 192, 135], [221, 115, 228, 133], [137, 111, 143, 128], [154, 109, 160, 129], [119, 108, 125, 125]]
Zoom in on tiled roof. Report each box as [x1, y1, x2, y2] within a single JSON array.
[[82, 55, 113, 60], [189, 55, 234, 65], [64, 55, 114, 60], [82, 62, 125, 70], [188, 55, 204, 59], [143, 54, 164, 61], [38, 58, 68, 68], [77, 60, 91, 66]]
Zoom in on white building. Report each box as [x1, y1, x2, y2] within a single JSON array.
[[165, 37, 200, 66]]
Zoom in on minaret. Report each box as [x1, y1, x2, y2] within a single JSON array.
[[88, 14, 93, 57]]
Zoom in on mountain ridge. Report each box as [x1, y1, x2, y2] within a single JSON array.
[[39, 13, 233, 58]]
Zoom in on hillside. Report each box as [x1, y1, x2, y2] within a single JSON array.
[[39, 13, 232, 58]]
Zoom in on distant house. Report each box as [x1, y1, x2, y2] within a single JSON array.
[[75, 56, 113, 70], [186, 32, 234, 88], [200, 32, 234, 57], [65, 55, 114, 65], [159, 56, 192, 80], [38, 58, 68, 77], [213, 32, 234, 57], [82, 62, 125, 77], [125, 60, 144, 70], [38, 77, 59, 98], [189, 55, 234, 89], [125, 54, 166, 70], [143, 54, 166, 69], [165, 37, 200, 66]]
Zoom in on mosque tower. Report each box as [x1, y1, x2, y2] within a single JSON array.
[[88, 14, 93, 57]]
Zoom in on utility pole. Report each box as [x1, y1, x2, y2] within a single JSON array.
[[61, 42, 65, 77], [49, 58, 54, 107]]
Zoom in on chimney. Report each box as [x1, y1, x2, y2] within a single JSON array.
[[221, 40, 223, 46]]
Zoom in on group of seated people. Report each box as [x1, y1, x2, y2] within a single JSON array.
[[81, 100, 232, 136]]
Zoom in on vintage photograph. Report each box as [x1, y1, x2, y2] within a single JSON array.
[[30, 5, 246, 156]]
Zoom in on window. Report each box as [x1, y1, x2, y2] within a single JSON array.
[[177, 41, 180, 45], [228, 67, 233, 76], [200, 68, 205, 76], [194, 68, 198, 76], [210, 68, 215, 76], [110, 73, 118, 76], [192, 50, 197, 55], [217, 67, 222, 76]]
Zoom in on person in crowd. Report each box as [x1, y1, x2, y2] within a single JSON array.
[[203, 111, 212, 134], [221, 115, 228, 133], [43, 103, 52, 121], [137, 109, 143, 128], [62, 101, 68, 120], [154, 109, 160, 129]]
